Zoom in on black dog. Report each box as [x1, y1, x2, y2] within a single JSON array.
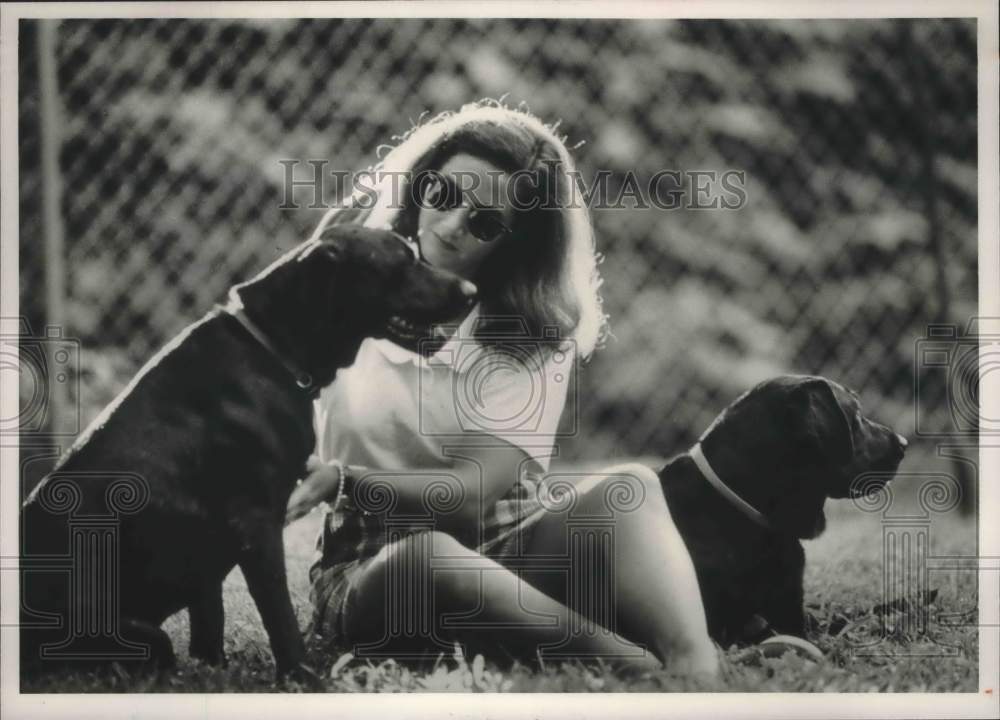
[[658, 375, 907, 646], [20, 224, 475, 683]]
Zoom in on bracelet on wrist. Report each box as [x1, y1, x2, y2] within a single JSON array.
[[339, 465, 372, 516], [327, 460, 346, 509]]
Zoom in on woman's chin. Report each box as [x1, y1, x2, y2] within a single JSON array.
[[426, 257, 464, 278]]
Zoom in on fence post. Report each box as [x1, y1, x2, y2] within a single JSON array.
[[37, 19, 68, 438]]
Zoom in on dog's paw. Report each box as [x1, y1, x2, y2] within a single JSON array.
[[734, 614, 773, 645], [278, 661, 325, 691], [189, 646, 227, 668]]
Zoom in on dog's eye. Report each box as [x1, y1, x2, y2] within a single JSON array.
[[398, 237, 421, 263]]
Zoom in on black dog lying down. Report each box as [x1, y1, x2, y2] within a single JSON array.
[[659, 375, 907, 646], [20, 225, 475, 683]]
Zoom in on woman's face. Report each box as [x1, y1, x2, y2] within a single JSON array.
[[416, 153, 516, 282]]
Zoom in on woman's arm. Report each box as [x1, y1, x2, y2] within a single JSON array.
[[349, 436, 535, 545], [284, 455, 345, 525], [285, 438, 536, 545]]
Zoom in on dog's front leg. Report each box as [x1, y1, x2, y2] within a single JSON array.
[[189, 581, 226, 666], [766, 588, 807, 637], [760, 542, 808, 637], [237, 519, 321, 687]]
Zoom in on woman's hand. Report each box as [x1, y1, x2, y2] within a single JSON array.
[[285, 455, 343, 526]]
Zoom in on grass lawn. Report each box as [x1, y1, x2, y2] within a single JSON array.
[[19, 485, 979, 693]]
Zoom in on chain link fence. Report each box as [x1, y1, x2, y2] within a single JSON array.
[[17, 18, 978, 474]]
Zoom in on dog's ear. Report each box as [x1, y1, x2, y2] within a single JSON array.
[[788, 377, 855, 467], [296, 238, 344, 265], [318, 241, 345, 264]]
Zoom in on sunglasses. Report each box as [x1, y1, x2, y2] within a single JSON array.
[[418, 173, 513, 244]]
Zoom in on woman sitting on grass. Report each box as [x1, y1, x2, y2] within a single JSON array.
[[286, 101, 718, 678]]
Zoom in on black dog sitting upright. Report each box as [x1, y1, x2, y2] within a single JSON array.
[[20, 225, 475, 683], [658, 375, 907, 646]]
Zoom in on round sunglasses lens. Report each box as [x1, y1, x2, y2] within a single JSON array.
[[467, 209, 509, 243]]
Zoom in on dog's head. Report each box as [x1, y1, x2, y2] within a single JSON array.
[[235, 224, 476, 376], [699, 375, 907, 538], [306, 224, 477, 353]]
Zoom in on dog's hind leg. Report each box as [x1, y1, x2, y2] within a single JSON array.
[[120, 618, 176, 672], [189, 581, 226, 666]]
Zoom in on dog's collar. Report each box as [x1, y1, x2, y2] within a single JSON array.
[[218, 301, 318, 397], [688, 442, 771, 530]]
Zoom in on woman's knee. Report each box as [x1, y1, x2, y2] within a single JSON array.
[[603, 462, 662, 492], [587, 462, 665, 516], [537, 463, 664, 524]]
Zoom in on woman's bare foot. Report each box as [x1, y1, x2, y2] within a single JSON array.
[[605, 651, 664, 680], [665, 644, 720, 680]]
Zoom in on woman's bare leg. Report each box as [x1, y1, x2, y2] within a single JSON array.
[[342, 530, 661, 673], [518, 463, 718, 676]]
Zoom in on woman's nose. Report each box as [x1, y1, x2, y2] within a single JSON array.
[[429, 209, 468, 241]]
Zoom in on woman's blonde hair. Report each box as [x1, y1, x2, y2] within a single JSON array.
[[312, 100, 607, 358]]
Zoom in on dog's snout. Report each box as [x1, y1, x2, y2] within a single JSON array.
[[882, 430, 907, 466], [459, 280, 477, 298]]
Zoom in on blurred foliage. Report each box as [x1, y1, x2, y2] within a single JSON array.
[[19, 18, 977, 461]]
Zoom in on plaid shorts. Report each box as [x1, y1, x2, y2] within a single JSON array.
[[307, 472, 548, 651]]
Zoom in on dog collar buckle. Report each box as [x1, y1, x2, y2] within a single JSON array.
[[689, 442, 771, 530], [222, 304, 318, 397]]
